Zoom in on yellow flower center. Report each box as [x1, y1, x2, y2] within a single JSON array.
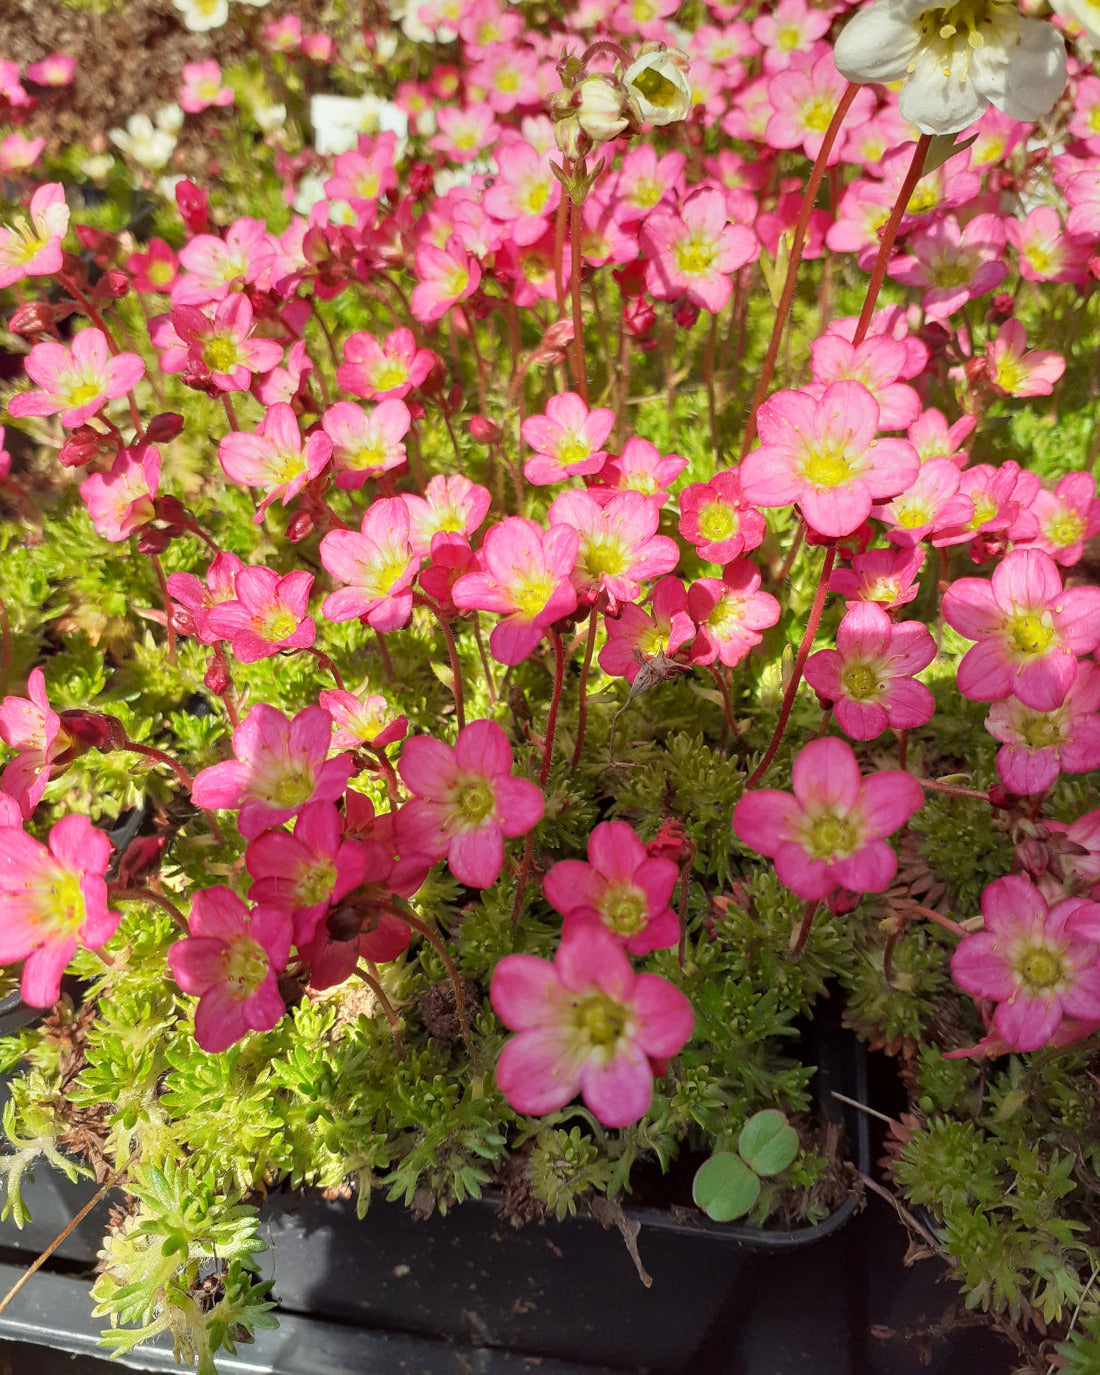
[[298, 860, 338, 908], [370, 358, 409, 391], [513, 572, 556, 619], [259, 607, 299, 642], [1014, 941, 1066, 993], [572, 991, 630, 1050], [220, 934, 268, 995], [1044, 511, 1085, 549], [1006, 610, 1055, 657], [802, 97, 834, 133], [454, 777, 496, 827], [584, 539, 628, 579], [674, 233, 717, 277], [1019, 712, 1064, 749], [800, 444, 856, 489], [46, 872, 86, 936], [842, 663, 881, 701], [969, 495, 997, 528], [698, 502, 738, 543], [204, 335, 239, 374], [64, 379, 103, 408], [555, 434, 593, 468], [806, 812, 859, 860], [601, 884, 649, 936], [270, 769, 314, 809]]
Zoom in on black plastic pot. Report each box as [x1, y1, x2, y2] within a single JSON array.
[[0, 1021, 868, 1373]]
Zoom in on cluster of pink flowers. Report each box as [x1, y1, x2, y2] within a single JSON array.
[[3, 0, 1100, 1134]]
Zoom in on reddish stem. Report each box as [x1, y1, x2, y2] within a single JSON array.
[[851, 135, 932, 348]]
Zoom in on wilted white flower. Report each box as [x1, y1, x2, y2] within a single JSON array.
[[623, 46, 693, 127], [834, 0, 1066, 136], [575, 74, 630, 143], [172, 0, 229, 33], [108, 113, 177, 171]]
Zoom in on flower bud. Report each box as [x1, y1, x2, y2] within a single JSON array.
[[176, 179, 209, 234], [468, 414, 502, 443], [286, 508, 317, 543], [554, 113, 590, 161], [574, 73, 629, 143], [58, 709, 128, 752], [8, 300, 55, 336], [623, 46, 692, 127], [117, 834, 167, 887], [204, 653, 230, 695], [58, 425, 116, 469], [136, 525, 173, 554], [145, 412, 184, 444]]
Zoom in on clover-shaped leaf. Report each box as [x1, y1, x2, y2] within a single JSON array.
[[737, 1109, 799, 1177], [692, 1152, 760, 1222]]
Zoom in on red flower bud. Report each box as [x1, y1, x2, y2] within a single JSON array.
[[468, 414, 502, 443], [58, 425, 117, 468], [672, 298, 700, 330], [204, 653, 230, 695], [58, 710, 128, 752], [137, 525, 174, 554], [176, 180, 209, 234], [145, 412, 184, 444], [117, 834, 167, 887], [8, 300, 55, 336], [286, 508, 317, 543]]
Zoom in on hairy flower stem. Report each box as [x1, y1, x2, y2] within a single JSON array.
[[221, 393, 240, 431], [122, 740, 193, 791], [418, 596, 465, 732], [790, 899, 820, 958], [776, 517, 806, 587], [461, 306, 489, 418], [569, 191, 589, 406], [149, 554, 176, 664], [739, 83, 859, 458], [366, 745, 400, 809], [570, 613, 599, 769], [910, 903, 967, 939], [355, 960, 404, 1056], [110, 884, 188, 930], [541, 630, 566, 788], [394, 910, 475, 1064], [472, 615, 497, 704], [851, 134, 932, 348], [704, 315, 718, 457], [303, 645, 345, 691], [706, 664, 742, 745], [746, 543, 837, 789], [915, 776, 990, 801]]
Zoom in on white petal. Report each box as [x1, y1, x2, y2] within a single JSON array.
[[990, 21, 1067, 123], [899, 48, 987, 136], [834, 3, 922, 83]]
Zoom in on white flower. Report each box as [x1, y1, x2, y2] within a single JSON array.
[[834, 0, 1067, 136], [623, 46, 693, 127], [108, 114, 177, 171], [79, 154, 114, 184], [154, 103, 184, 136], [172, 0, 229, 33], [309, 93, 409, 157], [253, 102, 287, 134]]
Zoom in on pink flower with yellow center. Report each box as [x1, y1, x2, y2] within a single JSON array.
[[732, 737, 924, 902], [402, 474, 491, 558], [678, 467, 766, 565], [521, 392, 616, 486], [321, 399, 411, 491], [687, 561, 781, 668], [804, 601, 936, 740], [79, 443, 160, 542], [336, 327, 437, 401], [318, 687, 407, 753], [0, 668, 68, 819], [491, 922, 693, 1128], [543, 821, 680, 955], [598, 576, 695, 684], [410, 234, 481, 325], [320, 497, 421, 634], [9, 328, 145, 429], [951, 875, 1100, 1053], [640, 185, 757, 314], [218, 402, 333, 520], [984, 319, 1065, 399], [741, 381, 919, 539], [205, 566, 315, 663], [0, 814, 119, 1007], [395, 719, 544, 889], [1021, 472, 1100, 568], [985, 662, 1100, 795], [0, 182, 69, 289], [942, 548, 1100, 711], [168, 885, 292, 1052], [548, 489, 679, 612], [452, 517, 579, 666], [190, 704, 356, 840]]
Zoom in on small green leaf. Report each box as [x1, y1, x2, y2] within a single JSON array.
[[692, 1152, 760, 1222], [738, 1110, 799, 1177]]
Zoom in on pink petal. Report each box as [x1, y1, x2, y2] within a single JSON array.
[[580, 1044, 654, 1128], [495, 1026, 580, 1114], [491, 953, 562, 1029]]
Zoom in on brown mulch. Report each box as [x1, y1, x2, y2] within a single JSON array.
[[0, 0, 360, 164]]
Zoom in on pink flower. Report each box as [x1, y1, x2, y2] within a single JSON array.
[[321, 399, 410, 491], [597, 437, 687, 497], [0, 814, 118, 1007], [319, 497, 421, 634], [173, 218, 274, 306], [318, 688, 407, 753], [26, 54, 76, 87], [765, 51, 874, 164], [732, 737, 924, 902], [984, 319, 1065, 398], [167, 551, 243, 645], [804, 602, 936, 740], [127, 238, 178, 294], [246, 801, 370, 945], [0, 669, 67, 818], [173, 295, 283, 392], [180, 60, 234, 114], [452, 517, 579, 666], [218, 403, 332, 520], [830, 547, 926, 611], [872, 459, 974, 548], [807, 333, 921, 432], [678, 468, 766, 564], [395, 719, 544, 889], [1021, 472, 1100, 568], [687, 561, 781, 668], [9, 329, 145, 429], [986, 662, 1100, 795], [543, 821, 680, 954], [205, 566, 315, 663], [950, 875, 1100, 1053], [599, 576, 695, 683], [168, 886, 292, 1052], [889, 214, 1007, 321], [740, 382, 920, 539], [548, 489, 679, 612], [521, 393, 615, 486], [942, 549, 1100, 711], [410, 234, 481, 325], [190, 704, 356, 840], [79, 443, 160, 542], [491, 922, 693, 1127], [402, 473, 491, 558], [336, 328, 438, 400], [640, 186, 757, 314], [0, 183, 69, 289]]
